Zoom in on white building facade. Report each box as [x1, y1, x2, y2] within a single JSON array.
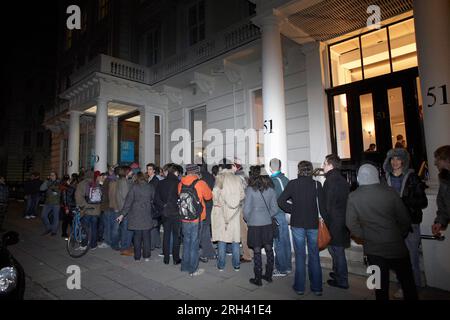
[[45, 0, 450, 290]]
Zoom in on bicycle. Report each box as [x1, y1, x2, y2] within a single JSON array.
[[66, 207, 93, 258]]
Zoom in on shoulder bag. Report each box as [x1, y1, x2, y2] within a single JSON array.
[[315, 181, 331, 250], [260, 190, 279, 239]]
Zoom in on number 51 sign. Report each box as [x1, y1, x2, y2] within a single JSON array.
[[427, 84, 448, 108]]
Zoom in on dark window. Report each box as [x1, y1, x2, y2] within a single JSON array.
[[188, 1, 205, 46], [98, 0, 110, 20], [146, 29, 161, 66], [23, 130, 31, 147], [36, 132, 44, 147], [248, 1, 256, 16]]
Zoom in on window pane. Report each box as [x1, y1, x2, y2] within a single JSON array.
[[359, 93, 376, 152], [333, 94, 351, 159], [188, 6, 196, 27], [361, 29, 390, 79], [387, 87, 407, 148], [330, 38, 362, 86], [389, 19, 418, 72], [155, 135, 161, 167], [155, 115, 160, 134], [198, 1, 205, 22]]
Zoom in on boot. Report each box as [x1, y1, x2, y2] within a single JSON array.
[[249, 267, 262, 286], [262, 263, 273, 283]]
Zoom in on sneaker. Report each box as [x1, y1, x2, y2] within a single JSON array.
[[90, 246, 98, 251], [98, 242, 110, 249], [218, 268, 224, 272], [24, 215, 31, 220], [144, 258, 150, 262], [312, 291, 323, 296], [76, 246, 87, 251], [295, 291, 304, 296], [286, 270, 292, 274], [190, 268, 205, 276], [393, 289, 404, 299], [158, 253, 164, 257], [64, 237, 69, 241], [272, 270, 288, 277], [234, 267, 240, 272], [30, 215, 37, 219]]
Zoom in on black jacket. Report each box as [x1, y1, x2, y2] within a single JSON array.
[[200, 166, 215, 221], [435, 169, 450, 229], [278, 176, 327, 229], [323, 169, 350, 247], [154, 173, 179, 219], [24, 178, 42, 196], [61, 183, 77, 210]]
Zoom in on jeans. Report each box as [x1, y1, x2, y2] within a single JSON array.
[[41, 204, 60, 234], [404, 224, 422, 287], [81, 215, 99, 249], [120, 216, 134, 250], [181, 221, 201, 274], [367, 254, 418, 300], [100, 209, 114, 245], [217, 241, 240, 270], [200, 220, 216, 258], [110, 212, 122, 250], [133, 229, 151, 260], [274, 212, 292, 273], [24, 194, 40, 217], [150, 219, 162, 250], [162, 216, 181, 262], [328, 245, 349, 287], [291, 227, 322, 293]]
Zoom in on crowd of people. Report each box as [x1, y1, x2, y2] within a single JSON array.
[[0, 144, 449, 300]]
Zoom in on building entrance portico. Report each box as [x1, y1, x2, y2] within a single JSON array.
[[56, 64, 167, 175]]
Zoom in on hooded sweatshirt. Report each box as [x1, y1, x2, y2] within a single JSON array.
[[383, 148, 428, 224]]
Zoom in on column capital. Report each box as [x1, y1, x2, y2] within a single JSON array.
[[96, 97, 109, 105], [67, 110, 83, 116], [252, 12, 285, 30]]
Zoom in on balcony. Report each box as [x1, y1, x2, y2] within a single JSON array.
[[70, 54, 151, 86], [149, 19, 261, 84]]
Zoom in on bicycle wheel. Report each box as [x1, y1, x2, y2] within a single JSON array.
[[66, 224, 90, 258]]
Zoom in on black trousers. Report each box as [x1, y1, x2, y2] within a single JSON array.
[[61, 212, 73, 236], [133, 229, 151, 260], [253, 244, 274, 279], [162, 216, 181, 262], [367, 254, 418, 300]]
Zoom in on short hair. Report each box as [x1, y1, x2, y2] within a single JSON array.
[[396, 134, 404, 141], [249, 165, 261, 179], [269, 158, 281, 171], [298, 161, 313, 176], [135, 172, 146, 183], [325, 154, 341, 170], [117, 166, 128, 178], [211, 165, 219, 176], [434, 145, 450, 162], [146, 163, 156, 170]]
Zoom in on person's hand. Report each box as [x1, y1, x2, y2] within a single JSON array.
[[432, 223, 443, 235], [116, 215, 124, 223]]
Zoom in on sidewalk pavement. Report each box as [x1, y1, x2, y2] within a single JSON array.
[[2, 201, 449, 300]]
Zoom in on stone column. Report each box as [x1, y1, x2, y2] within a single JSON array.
[[413, 0, 450, 292], [139, 107, 155, 171], [67, 111, 82, 175], [303, 42, 332, 166], [260, 15, 288, 171], [110, 117, 119, 165], [414, 0, 450, 185], [94, 98, 108, 172]]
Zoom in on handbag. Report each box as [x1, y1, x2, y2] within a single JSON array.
[[260, 191, 279, 239], [315, 181, 331, 251]]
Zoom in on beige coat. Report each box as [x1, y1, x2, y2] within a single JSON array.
[[211, 169, 245, 243]]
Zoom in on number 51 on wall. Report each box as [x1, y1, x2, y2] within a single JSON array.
[[427, 84, 448, 107]]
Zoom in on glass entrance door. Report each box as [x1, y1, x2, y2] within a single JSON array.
[[328, 68, 426, 171]]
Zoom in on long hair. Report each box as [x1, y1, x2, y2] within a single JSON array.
[[248, 165, 274, 192]]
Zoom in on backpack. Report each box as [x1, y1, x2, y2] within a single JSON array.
[[177, 179, 202, 221], [85, 182, 103, 204]]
